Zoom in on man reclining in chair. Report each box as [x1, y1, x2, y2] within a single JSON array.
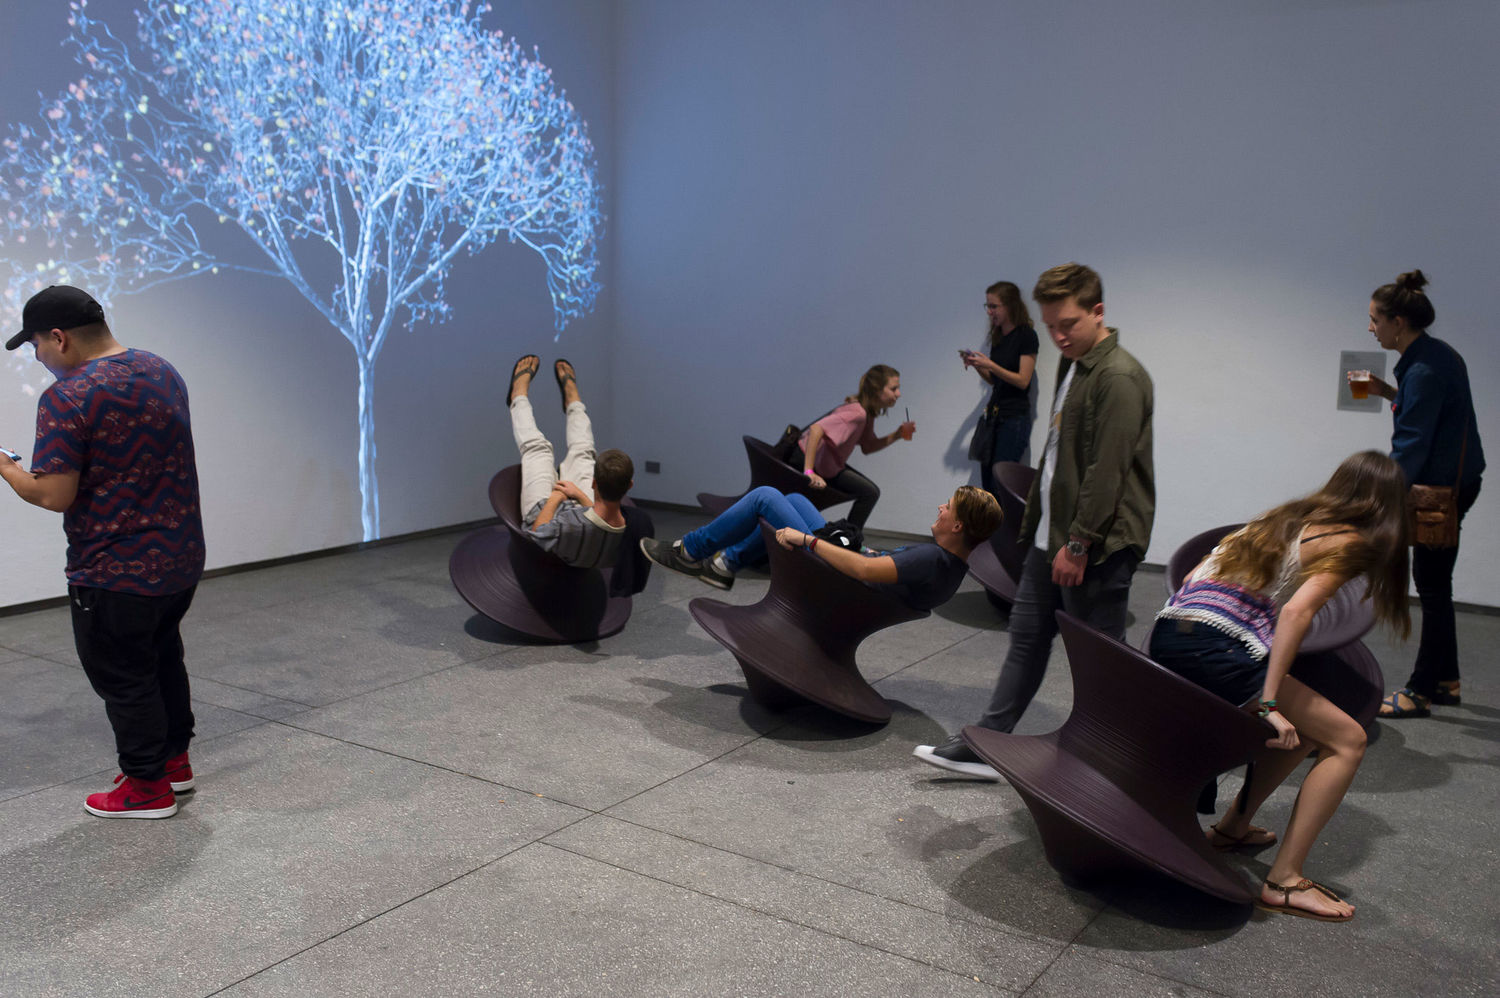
[[507, 355, 634, 569], [642, 485, 1001, 611]]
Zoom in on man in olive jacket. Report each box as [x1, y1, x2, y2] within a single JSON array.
[[916, 262, 1154, 778]]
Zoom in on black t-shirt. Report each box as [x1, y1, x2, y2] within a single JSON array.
[[869, 543, 968, 611], [984, 324, 1040, 418]]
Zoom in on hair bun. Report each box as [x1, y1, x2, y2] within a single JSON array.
[[1396, 269, 1428, 293]]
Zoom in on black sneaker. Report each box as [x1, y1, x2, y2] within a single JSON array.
[[640, 537, 706, 582], [912, 733, 1000, 780], [701, 553, 735, 591]]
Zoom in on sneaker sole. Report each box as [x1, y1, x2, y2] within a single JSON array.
[[912, 745, 1001, 781], [168, 777, 195, 792], [699, 573, 733, 591], [84, 801, 179, 819]]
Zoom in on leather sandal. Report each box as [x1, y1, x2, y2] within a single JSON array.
[[554, 358, 577, 399], [1256, 878, 1354, 922], [507, 355, 540, 406], [1378, 687, 1431, 719], [1207, 822, 1277, 852], [1430, 681, 1461, 706]]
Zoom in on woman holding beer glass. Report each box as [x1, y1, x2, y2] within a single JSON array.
[[794, 364, 916, 527], [962, 281, 1039, 496], [1354, 271, 1485, 719]]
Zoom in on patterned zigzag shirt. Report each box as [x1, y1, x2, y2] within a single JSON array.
[[32, 349, 205, 595]]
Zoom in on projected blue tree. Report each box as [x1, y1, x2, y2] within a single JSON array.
[[0, 0, 603, 540]]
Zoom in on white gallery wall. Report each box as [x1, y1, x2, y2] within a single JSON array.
[[0, 0, 616, 607], [610, 0, 1499, 605], [3, 0, 1496, 611]]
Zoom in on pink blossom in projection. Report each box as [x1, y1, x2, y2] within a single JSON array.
[[1, 0, 603, 540]]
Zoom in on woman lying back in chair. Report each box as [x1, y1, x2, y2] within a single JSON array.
[[643, 485, 1000, 611], [1149, 451, 1409, 923]]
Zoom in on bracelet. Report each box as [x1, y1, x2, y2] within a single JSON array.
[[1257, 699, 1278, 717], [807, 537, 818, 552], [803, 468, 814, 477]]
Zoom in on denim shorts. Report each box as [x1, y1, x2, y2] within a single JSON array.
[[1148, 617, 1265, 707]]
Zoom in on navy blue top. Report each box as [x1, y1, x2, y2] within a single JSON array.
[[1390, 333, 1485, 488], [869, 543, 968, 611]]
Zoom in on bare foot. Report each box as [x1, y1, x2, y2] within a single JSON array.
[[1207, 822, 1276, 851], [1257, 877, 1355, 921]]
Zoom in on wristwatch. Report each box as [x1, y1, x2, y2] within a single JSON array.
[[1065, 538, 1088, 559]]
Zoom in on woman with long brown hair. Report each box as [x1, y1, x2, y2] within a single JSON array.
[[963, 280, 1039, 496], [794, 364, 915, 526], [1149, 451, 1410, 922]]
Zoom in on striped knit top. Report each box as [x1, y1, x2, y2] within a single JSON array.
[[1155, 525, 1312, 659]]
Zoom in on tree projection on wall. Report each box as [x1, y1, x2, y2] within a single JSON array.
[[0, 0, 603, 540]]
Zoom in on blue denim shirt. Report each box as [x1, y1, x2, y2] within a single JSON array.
[[1391, 333, 1485, 488]]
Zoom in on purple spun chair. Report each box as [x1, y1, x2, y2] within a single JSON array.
[[449, 464, 643, 643], [695, 435, 858, 516], [967, 461, 1036, 607], [1165, 523, 1383, 727], [689, 521, 926, 724], [963, 612, 1274, 903]]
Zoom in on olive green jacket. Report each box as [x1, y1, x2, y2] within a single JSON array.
[[1019, 332, 1155, 562]]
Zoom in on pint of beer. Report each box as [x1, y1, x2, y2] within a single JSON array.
[[1349, 370, 1372, 399]]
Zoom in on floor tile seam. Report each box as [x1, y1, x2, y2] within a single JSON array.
[[533, 839, 1021, 994], [258, 718, 606, 813], [185, 675, 315, 712], [198, 832, 587, 998], [866, 626, 989, 689], [0, 718, 276, 806], [576, 811, 1065, 951], [1047, 946, 1238, 998]]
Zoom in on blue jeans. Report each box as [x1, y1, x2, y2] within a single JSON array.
[[681, 486, 827, 570]]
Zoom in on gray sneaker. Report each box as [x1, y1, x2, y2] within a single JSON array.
[[701, 552, 735, 591], [640, 537, 706, 581], [913, 733, 1000, 781]]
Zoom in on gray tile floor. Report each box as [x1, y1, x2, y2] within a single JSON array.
[[2, 508, 1496, 997]]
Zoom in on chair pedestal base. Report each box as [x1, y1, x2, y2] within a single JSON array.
[[450, 525, 632, 644]]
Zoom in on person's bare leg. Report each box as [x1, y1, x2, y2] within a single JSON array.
[[1243, 676, 1364, 918]]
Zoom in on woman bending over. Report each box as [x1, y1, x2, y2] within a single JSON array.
[[1149, 451, 1409, 922]]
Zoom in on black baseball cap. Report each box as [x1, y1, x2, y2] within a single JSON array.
[[7, 285, 106, 351]]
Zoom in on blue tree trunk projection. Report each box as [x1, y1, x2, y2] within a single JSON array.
[[1, 0, 604, 540]]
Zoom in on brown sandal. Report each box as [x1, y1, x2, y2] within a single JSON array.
[[1207, 822, 1277, 852], [507, 355, 540, 406], [1255, 878, 1354, 922]]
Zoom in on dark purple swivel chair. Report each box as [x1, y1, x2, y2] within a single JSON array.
[[1165, 524, 1384, 728], [449, 464, 646, 643], [689, 521, 925, 725], [695, 435, 858, 516], [966, 461, 1036, 607], [963, 612, 1274, 903]]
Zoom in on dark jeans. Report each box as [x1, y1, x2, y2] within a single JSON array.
[[70, 584, 197, 780], [978, 415, 1032, 497], [1148, 617, 1264, 707], [793, 446, 880, 526], [976, 545, 1140, 732], [1407, 478, 1481, 697]]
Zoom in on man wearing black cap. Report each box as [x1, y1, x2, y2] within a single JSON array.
[[2, 286, 205, 819]]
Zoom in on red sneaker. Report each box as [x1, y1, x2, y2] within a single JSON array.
[[84, 774, 178, 819], [164, 751, 195, 792]]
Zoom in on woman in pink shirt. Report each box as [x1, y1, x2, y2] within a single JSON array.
[[793, 364, 916, 526]]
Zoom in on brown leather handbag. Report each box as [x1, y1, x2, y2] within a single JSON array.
[[1408, 428, 1467, 548]]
